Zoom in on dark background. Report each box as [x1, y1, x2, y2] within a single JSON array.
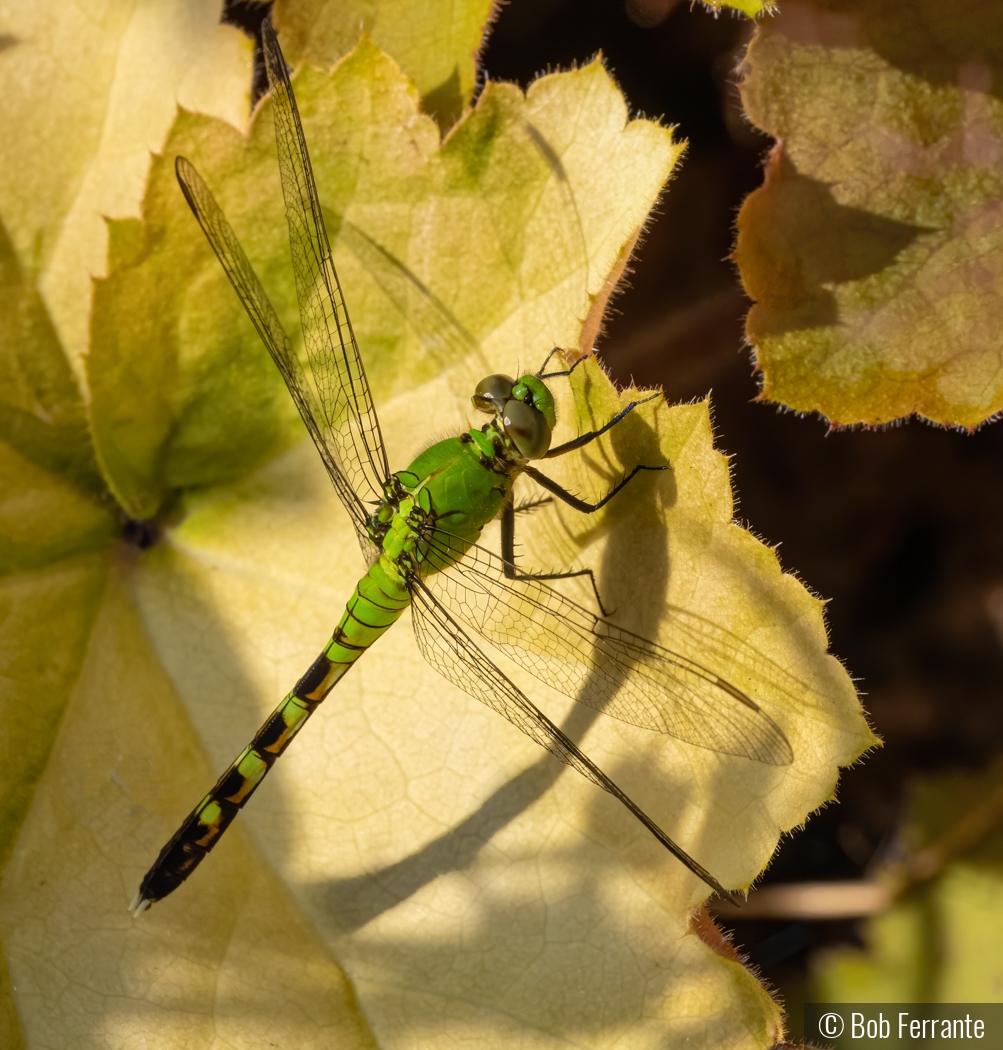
[[225, 0, 1003, 1024]]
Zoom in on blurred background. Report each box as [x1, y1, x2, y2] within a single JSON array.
[[228, 0, 1003, 1032]]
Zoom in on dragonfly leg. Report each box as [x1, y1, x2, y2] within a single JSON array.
[[544, 390, 663, 459], [499, 500, 612, 616], [523, 462, 667, 516], [536, 348, 596, 380], [512, 495, 552, 515], [535, 346, 581, 378]]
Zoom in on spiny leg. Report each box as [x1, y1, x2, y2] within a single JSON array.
[[513, 495, 552, 515], [545, 390, 663, 459], [500, 499, 612, 616], [535, 346, 585, 379], [523, 462, 667, 515]]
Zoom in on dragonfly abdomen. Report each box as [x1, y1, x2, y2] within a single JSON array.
[[132, 564, 410, 910]]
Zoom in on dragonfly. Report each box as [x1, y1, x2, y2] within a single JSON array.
[[131, 21, 793, 914]]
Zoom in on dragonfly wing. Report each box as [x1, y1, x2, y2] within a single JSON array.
[[412, 578, 579, 763], [175, 157, 375, 555], [409, 579, 733, 897], [339, 220, 489, 376], [419, 529, 794, 766], [338, 128, 588, 378], [261, 22, 390, 509]]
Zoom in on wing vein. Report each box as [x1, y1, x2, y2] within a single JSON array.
[[262, 22, 391, 507], [418, 527, 794, 765]]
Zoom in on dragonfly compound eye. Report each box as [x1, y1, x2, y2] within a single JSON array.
[[472, 374, 515, 414], [502, 398, 552, 459], [511, 374, 557, 432]]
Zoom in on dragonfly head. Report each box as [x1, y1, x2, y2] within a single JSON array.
[[472, 373, 555, 460]]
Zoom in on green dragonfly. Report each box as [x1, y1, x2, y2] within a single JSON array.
[[131, 22, 792, 914]]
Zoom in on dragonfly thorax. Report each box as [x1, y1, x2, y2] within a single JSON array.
[[366, 475, 433, 569]]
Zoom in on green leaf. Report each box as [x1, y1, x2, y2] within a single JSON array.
[[0, 218, 117, 574], [814, 760, 1003, 1002], [87, 109, 301, 519], [703, 0, 777, 15], [734, 0, 1003, 428]]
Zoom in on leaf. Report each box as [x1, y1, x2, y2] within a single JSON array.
[[703, 0, 777, 15], [0, 202, 118, 888], [1, 13, 874, 1050], [533, 361, 874, 876], [0, 220, 116, 572], [88, 39, 682, 519], [87, 110, 302, 520], [0, 571, 378, 1049], [734, 0, 1003, 428], [272, 0, 496, 129], [814, 760, 1003, 1002], [0, 0, 252, 370], [0, 277, 116, 1040]]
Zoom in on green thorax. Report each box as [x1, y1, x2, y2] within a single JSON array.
[[367, 416, 524, 588]]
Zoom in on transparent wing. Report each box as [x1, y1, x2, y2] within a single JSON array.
[[175, 157, 375, 555], [337, 123, 587, 377], [419, 529, 794, 766], [409, 580, 733, 898], [261, 21, 390, 508], [339, 220, 488, 376]]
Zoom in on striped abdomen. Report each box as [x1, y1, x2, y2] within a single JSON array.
[[134, 566, 410, 907]]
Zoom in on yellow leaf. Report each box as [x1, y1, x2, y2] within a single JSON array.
[[0, 0, 252, 373], [735, 0, 1003, 428], [273, 0, 495, 128]]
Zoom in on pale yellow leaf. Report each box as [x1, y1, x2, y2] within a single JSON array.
[[0, 0, 253, 372]]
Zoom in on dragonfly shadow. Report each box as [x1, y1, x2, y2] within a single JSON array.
[[309, 406, 692, 935]]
